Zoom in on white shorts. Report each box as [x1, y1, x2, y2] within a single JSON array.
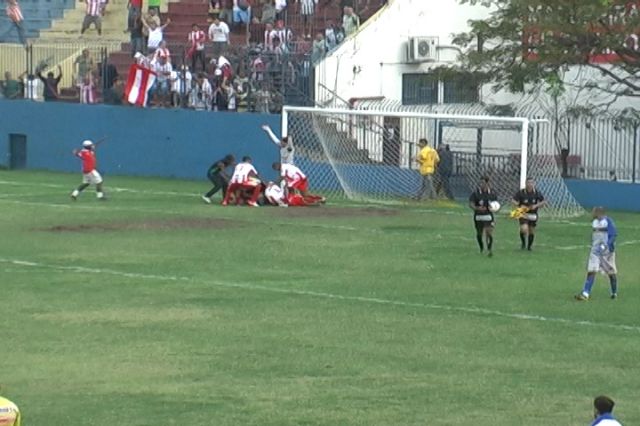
[[82, 170, 103, 185], [587, 251, 617, 274]]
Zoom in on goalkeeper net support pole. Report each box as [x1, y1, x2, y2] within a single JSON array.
[[281, 106, 584, 218]]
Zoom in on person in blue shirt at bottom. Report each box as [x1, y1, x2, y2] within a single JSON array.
[[575, 207, 618, 301], [591, 395, 623, 426]]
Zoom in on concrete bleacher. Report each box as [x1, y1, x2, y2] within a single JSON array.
[[0, 0, 76, 43]]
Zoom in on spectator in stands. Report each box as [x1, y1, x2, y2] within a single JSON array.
[[264, 23, 275, 51], [213, 0, 233, 25], [311, 31, 326, 63], [342, 6, 359, 37], [74, 49, 95, 88], [212, 75, 228, 111], [126, 0, 142, 32], [37, 65, 62, 102], [79, 73, 98, 104], [100, 60, 119, 92], [232, 0, 252, 29], [191, 72, 213, 110], [81, 0, 103, 36], [300, 0, 317, 38], [213, 55, 233, 84], [20, 72, 41, 101], [259, 0, 276, 24], [324, 19, 337, 50], [274, 0, 286, 20], [273, 19, 292, 51], [170, 64, 192, 107], [233, 69, 250, 111], [143, 17, 170, 55], [153, 40, 171, 63], [142, 8, 161, 48], [253, 82, 272, 113], [103, 75, 123, 104], [1, 72, 21, 99], [151, 54, 172, 106], [5, 0, 26, 46], [148, 0, 160, 15], [188, 24, 207, 72], [130, 12, 145, 56], [208, 16, 230, 58]]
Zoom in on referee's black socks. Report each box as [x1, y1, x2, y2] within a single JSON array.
[[528, 234, 535, 249], [476, 234, 484, 252], [520, 232, 526, 248], [487, 235, 494, 251]]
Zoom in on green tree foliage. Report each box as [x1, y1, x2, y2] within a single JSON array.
[[454, 0, 640, 102]]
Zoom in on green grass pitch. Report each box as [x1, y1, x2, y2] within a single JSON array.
[[1, 170, 639, 425]]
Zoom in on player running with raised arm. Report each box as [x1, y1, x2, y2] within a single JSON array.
[[272, 162, 325, 204], [575, 207, 619, 301], [261, 124, 294, 164], [222, 156, 263, 207], [512, 177, 547, 251], [469, 177, 498, 257], [202, 154, 235, 203], [70, 140, 106, 201]]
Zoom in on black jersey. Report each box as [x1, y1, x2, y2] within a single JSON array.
[[208, 158, 233, 176], [469, 189, 498, 221], [513, 189, 544, 214]]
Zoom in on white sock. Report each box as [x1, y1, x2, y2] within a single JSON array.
[[72, 190, 79, 197]]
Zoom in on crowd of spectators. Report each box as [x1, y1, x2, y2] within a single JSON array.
[[1, 0, 387, 110]]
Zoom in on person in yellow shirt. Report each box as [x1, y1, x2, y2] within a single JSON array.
[[0, 395, 21, 426], [415, 138, 440, 200]]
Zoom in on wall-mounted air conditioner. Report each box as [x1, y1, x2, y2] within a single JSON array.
[[407, 36, 439, 63]]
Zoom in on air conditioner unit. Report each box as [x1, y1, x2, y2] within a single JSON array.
[[407, 36, 439, 63]]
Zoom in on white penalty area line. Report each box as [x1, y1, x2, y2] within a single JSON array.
[[1, 257, 639, 334]]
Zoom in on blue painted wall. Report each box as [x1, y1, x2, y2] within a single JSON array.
[[0, 100, 280, 181], [565, 179, 640, 212]]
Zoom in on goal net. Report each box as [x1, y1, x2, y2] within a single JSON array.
[[282, 106, 584, 218]]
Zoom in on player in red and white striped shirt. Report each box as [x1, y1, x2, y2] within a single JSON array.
[[5, 0, 26, 45], [222, 156, 263, 207], [187, 24, 207, 72], [81, 0, 103, 35], [70, 140, 106, 200], [272, 162, 325, 204]]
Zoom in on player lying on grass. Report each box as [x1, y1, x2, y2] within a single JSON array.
[[263, 181, 325, 207], [469, 176, 498, 257], [71, 140, 106, 201], [272, 162, 325, 204], [511, 177, 547, 251], [222, 156, 263, 207], [575, 207, 619, 301]]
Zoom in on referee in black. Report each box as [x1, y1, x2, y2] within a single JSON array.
[[469, 176, 498, 257], [201, 154, 235, 204]]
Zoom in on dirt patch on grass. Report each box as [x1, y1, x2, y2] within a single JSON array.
[[42, 218, 241, 232], [269, 206, 399, 218]]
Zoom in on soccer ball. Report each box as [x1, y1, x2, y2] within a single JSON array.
[[489, 201, 501, 213]]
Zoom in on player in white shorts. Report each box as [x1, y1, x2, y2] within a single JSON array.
[[575, 207, 618, 301], [71, 140, 106, 200]]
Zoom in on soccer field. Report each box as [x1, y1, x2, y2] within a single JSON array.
[[1, 170, 639, 426]]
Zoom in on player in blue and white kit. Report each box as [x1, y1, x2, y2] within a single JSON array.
[[575, 207, 618, 301]]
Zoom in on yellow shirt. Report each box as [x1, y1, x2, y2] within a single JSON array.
[[417, 146, 440, 175], [0, 397, 20, 426]]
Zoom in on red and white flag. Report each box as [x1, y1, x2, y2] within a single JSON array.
[[124, 63, 156, 107]]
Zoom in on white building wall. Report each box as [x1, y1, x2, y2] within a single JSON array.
[[316, 0, 492, 104]]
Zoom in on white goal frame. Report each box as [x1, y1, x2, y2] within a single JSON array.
[[282, 106, 532, 189]]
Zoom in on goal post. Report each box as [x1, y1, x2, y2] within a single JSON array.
[[281, 106, 584, 217]]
